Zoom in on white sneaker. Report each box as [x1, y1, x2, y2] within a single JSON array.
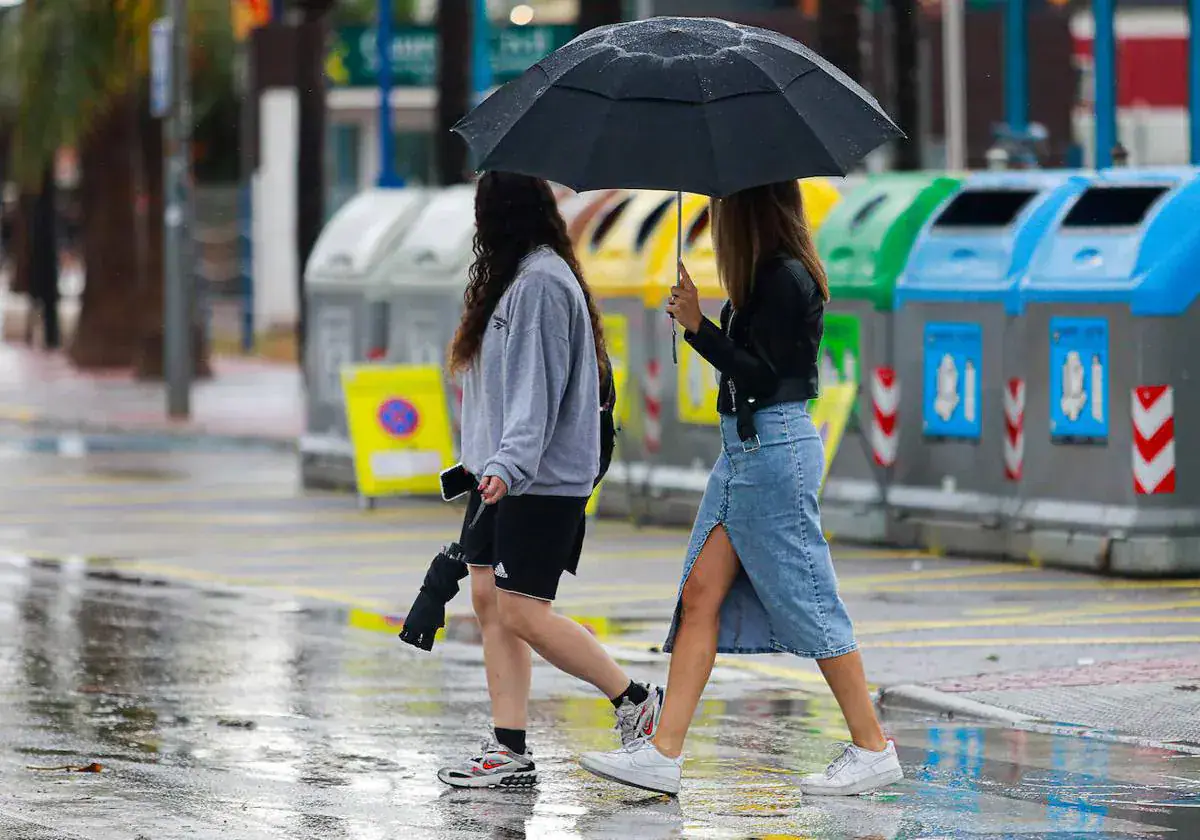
[[580, 739, 683, 796], [614, 684, 665, 746], [799, 740, 904, 796]]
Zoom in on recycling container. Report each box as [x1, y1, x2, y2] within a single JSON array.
[[889, 171, 1091, 553], [560, 189, 625, 244], [301, 187, 429, 489], [374, 184, 477, 455], [814, 173, 963, 536], [1018, 167, 1200, 574]]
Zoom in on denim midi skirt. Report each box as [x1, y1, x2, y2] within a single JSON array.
[[663, 402, 858, 659]]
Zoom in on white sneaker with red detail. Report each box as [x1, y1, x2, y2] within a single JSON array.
[[614, 684, 665, 746], [798, 740, 904, 796], [436, 738, 537, 789]]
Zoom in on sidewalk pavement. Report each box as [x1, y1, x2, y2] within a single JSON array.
[[0, 342, 302, 445], [879, 657, 1200, 752]]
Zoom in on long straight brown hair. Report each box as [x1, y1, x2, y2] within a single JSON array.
[[711, 180, 831, 310]]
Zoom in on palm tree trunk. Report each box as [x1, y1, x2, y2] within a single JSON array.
[[69, 93, 142, 369]]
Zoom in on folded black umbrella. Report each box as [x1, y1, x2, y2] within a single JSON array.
[[399, 497, 493, 652], [398, 542, 470, 651], [452, 16, 902, 197]]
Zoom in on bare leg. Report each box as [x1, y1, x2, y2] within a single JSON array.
[[470, 566, 531, 730], [817, 650, 888, 752], [652, 524, 742, 759], [496, 592, 630, 700]]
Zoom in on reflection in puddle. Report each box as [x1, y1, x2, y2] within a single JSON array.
[[0, 559, 1197, 839]]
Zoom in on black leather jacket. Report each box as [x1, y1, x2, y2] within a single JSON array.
[[683, 252, 823, 442]]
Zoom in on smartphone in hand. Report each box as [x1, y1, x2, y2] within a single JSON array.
[[439, 463, 475, 502]]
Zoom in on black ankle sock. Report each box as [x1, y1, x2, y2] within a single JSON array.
[[494, 727, 527, 755], [611, 680, 650, 708]]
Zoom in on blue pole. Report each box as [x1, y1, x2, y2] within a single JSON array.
[[1093, 0, 1116, 169], [376, 0, 403, 187], [1004, 0, 1028, 136], [1190, 0, 1200, 164], [471, 0, 493, 105]]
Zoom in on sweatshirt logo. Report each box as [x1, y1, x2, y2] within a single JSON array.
[[492, 316, 508, 330]]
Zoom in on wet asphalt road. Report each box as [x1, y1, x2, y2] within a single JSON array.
[[1, 426, 1199, 838]]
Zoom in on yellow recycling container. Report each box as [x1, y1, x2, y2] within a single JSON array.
[[341, 363, 456, 508]]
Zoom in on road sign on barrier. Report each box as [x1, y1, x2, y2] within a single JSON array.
[[1049, 317, 1108, 442], [922, 322, 982, 439], [342, 364, 455, 499]]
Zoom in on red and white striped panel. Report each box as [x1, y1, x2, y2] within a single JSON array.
[[1003, 378, 1025, 482], [643, 358, 662, 455], [1133, 385, 1175, 495], [869, 366, 899, 468]]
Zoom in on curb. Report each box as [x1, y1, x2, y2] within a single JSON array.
[[0, 410, 297, 453], [878, 683, 1200, 756], [877, 684, 1036, 723]]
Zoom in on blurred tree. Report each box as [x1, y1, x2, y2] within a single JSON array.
[[889, 0, 922, 169], [332, 0, 415, 27], [435, 0, 469, 185], [577, 0, 621, 32], [818, 0, 862, 82], [2, 0, 231, 374]]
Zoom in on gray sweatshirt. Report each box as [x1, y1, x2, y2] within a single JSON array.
[[460, 246, 600, 497]]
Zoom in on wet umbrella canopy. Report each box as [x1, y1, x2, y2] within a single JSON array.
[[452, 17, 903, 197]]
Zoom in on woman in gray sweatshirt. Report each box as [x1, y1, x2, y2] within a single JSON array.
[[435, 172, 663, 789]]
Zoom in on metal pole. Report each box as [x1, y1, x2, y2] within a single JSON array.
[[471, 0, 493, 105], [942, 0, 967, 170], [163, 0, 192, 417], [1004, 0, 1028, 136], [1190, 0, 1200, 164], [1093, 0, 1117, 169], [377, 0, 402, 187]]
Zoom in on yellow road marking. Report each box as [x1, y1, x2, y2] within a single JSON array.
[[857, 598, 1200, 636], [602, 640, 833, 689], [0, 405, 37, 422]]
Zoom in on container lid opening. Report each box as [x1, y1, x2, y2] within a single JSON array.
[[589, 197, 632, 250], [931, 188, 1039, 229], [1060, 185, 1169, 229], [686, 206, 711, 247], [635, 197, 675, 251], [849, 194, 888, 231]]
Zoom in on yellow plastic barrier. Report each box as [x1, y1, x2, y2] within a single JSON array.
[[342, 364, 456, 504]]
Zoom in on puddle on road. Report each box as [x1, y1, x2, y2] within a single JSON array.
[[2, 554, 1199, 839]]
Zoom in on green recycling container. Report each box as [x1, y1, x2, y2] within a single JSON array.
[[814, 172, 963, 530]]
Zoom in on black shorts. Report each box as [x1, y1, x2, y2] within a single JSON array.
[[459, 489, 589, 602]]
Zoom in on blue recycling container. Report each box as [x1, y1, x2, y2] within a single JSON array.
[[1017, 167, 1200, 574], [888, 171, 1091, 546]]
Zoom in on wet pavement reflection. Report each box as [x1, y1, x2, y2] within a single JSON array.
[[2, 556, 1198, 839]]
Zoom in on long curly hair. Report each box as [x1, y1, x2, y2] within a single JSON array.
[[448, 172, 609, 384]]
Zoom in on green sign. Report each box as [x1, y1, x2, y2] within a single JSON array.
[[326, 25, 576, 88], [819, 313, 862, 393]]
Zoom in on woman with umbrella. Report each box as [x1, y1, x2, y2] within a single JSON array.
[[435, 171, 663, 789], [579, 181, 902, 797], [452, 17, 906, 797]]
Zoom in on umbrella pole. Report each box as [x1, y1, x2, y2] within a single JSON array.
[[672, 191, 681, 365]]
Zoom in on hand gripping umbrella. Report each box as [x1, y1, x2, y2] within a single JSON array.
[[452, 16, 903, 360]]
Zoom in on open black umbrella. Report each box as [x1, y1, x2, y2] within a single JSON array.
[[452, 16, 901, 197], [453, 17, 902, 360]]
